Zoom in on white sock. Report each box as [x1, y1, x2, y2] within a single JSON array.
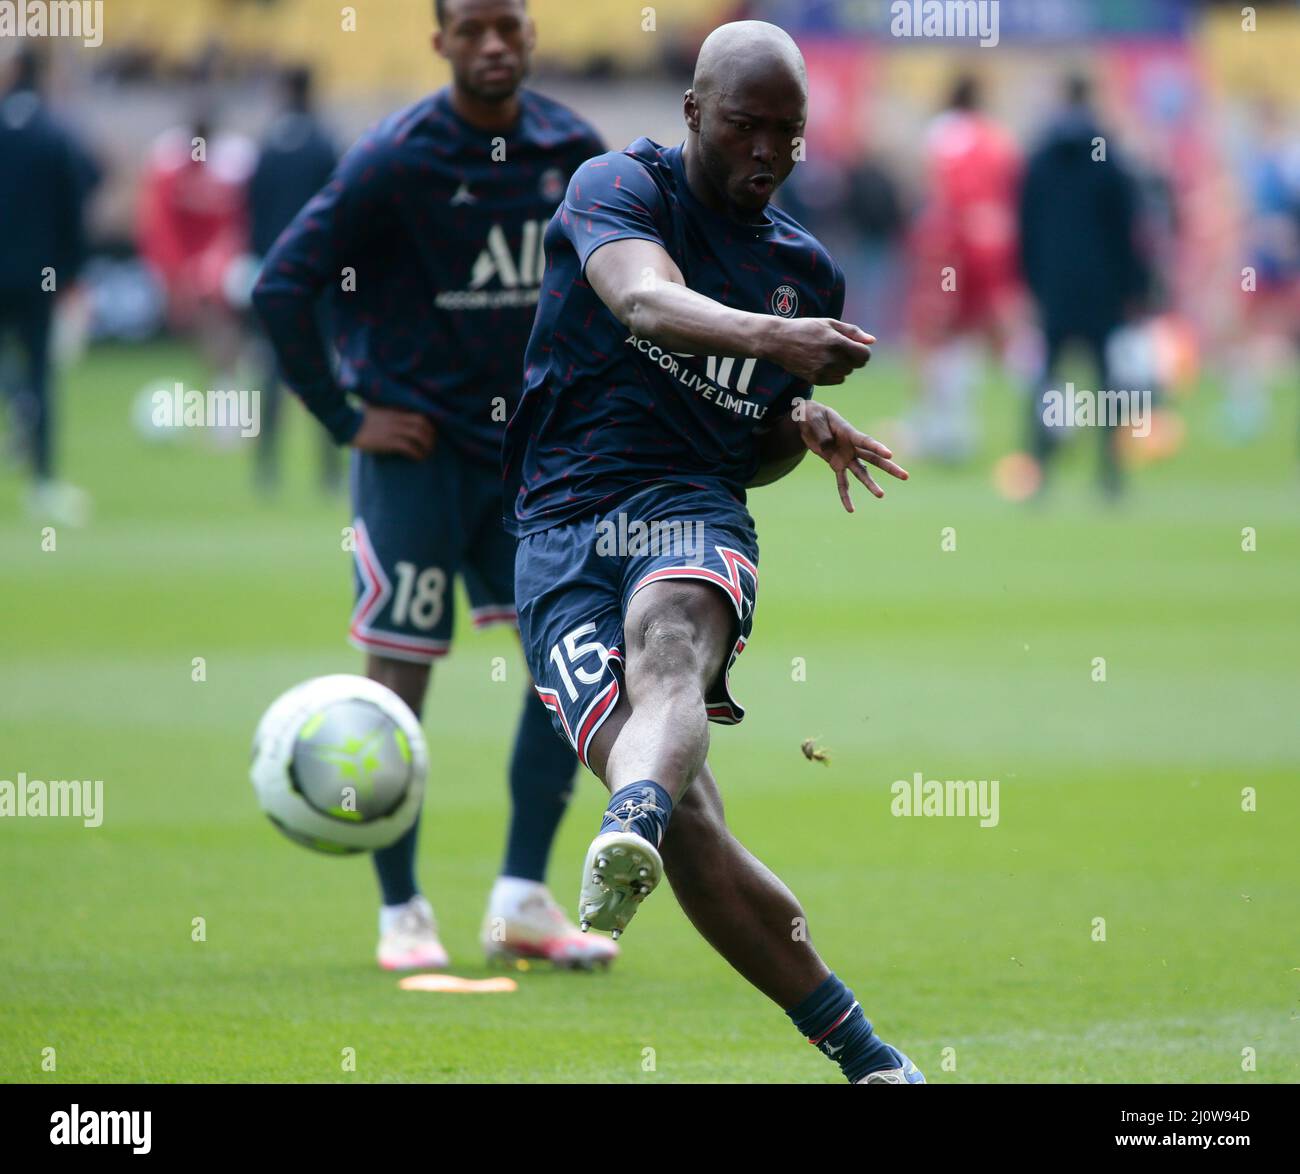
[[490, 875, 548, 915]]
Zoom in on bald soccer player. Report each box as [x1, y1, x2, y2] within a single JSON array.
[[503, 22, 925, 1083]]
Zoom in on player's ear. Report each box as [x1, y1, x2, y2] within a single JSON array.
[[432, 29, 445, 61], [684, 89, 701, 133], [524, 15, 537, 53]]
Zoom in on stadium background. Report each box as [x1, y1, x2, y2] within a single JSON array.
[[1, 0, 1297, 1083]]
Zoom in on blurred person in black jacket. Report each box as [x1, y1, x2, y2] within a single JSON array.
[[1019, 74, 1151, 498], [246, 65, 341, 494], [0, 48, 99, 525]]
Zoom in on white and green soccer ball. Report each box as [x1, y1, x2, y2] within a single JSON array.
[[250, 675, 427, 855]]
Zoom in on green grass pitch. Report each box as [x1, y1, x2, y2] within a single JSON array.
[[1, 341, 1297, 1083]]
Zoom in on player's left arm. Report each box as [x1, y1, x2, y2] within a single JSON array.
[[748, 400, 906, 508], [749, 266, 907, 508], [793, 398, 908, 512], [748, 409, 808, 486]]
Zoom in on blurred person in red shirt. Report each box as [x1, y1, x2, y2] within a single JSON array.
[[905, 74, 1026, 462], [136, 106, 255, 387]]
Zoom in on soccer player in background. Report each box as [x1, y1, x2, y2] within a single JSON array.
[[904, 74, 1025, 462], [246, 65, 342, 496], [0, 48, 98, 526], [253, 0, 614, 971], [137, 106, 254, 398], [1224, 97, 1300, 444], [505, 20, 924, 1082]]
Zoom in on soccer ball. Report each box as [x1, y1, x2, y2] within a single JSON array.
[[250, 675, 427, 855]]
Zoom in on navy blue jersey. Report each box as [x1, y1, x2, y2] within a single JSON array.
[[0, 89, 97, 295], [252, 87, 604, 461], [249, 112, 339, 259], [503, 138, 845, 535]]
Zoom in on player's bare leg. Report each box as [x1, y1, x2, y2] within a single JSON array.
[[366, 653, 431, 721], [581, 580, 923, 1082], [662, 764, 832, 1007], [572, 581, 731, 938], [580, 579, 786, 940], [585, 586, 824, 1004], [604, 581, 734, 801], [366, 653, 448, 970]]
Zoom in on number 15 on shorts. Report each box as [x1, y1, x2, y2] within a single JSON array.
[[549, 622, 612, 702]]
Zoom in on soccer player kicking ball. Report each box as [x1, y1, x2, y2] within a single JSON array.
[[504, 21, 924, 1082], [253, 0, 616, 972]]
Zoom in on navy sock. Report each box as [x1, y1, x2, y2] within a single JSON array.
[[599, 780, 673, 848], [501, 687, 579, 882], [372, 808, 420, 906], [786, 973, 896, 1083]]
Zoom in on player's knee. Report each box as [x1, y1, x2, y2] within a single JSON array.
[[632, 607, 704, 686], [629, 584, 731, 686]]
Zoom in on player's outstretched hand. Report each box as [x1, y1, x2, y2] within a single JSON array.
[[767, 318, 875, 386], [352, 406, 436, 460], [797, 400, 908, 512]]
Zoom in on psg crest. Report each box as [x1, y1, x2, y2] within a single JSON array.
[[539, 167, 566, 202], [770, 284, 799, 317]]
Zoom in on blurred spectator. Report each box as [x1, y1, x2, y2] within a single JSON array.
[[1224, 98, 1300, 443], [783, 153, 905, 337], [905, 74, 1025, 462], [136, 102, 254, 387], [246, 66, 341, 495], [0, 48, 99, 525], [1019, 74, 1151, 497], [1128, 136, 1179, 314], [844, 156, 906, 337], [846, 156, 904, 247]]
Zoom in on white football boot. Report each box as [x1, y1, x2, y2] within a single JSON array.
[[26, 480, 91, 528], [577, 830, 663, 939], [481, 878, 618, 970], [376, 895, 450, 972]]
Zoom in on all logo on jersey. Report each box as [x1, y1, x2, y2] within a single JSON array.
[[538, 168, 566, 202], [624, 335, 768, 419], [435, 220, 549, 311], [469, 221, 545, 289], [771, 285, 799, 318]]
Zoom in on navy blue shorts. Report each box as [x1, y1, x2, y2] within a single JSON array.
[[349, 443, 516, 664], [515, 482, 760, 767]]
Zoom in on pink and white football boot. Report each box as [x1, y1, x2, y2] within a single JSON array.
[[482, 878, 618, 970], [376, 895, 450, 971]]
